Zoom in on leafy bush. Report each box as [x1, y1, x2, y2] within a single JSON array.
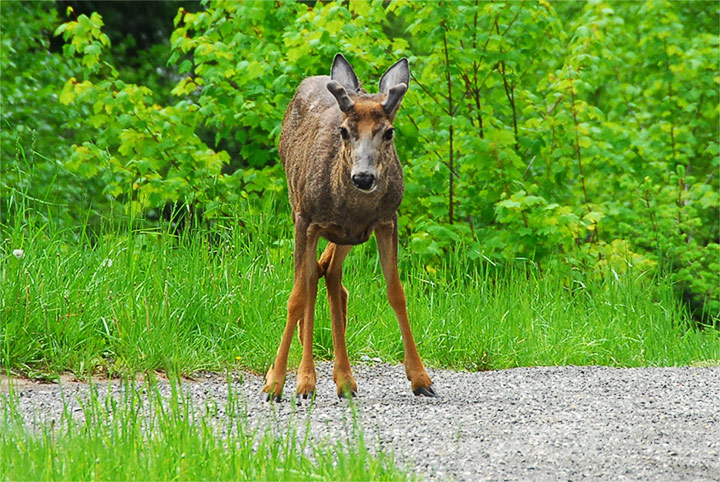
[[0, 1, 105, 230], [3, 0, 718, 320], [393, 1, 719, 319]]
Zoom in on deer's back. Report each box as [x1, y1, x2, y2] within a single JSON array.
[[279, 76, 341, 162]]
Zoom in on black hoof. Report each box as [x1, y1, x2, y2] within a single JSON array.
[[413, 385, 437, 397], [264, 392, 282, 403], [296, 391, 315, 405], [338, 389, 357, 399]]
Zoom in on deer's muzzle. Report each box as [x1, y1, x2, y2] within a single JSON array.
[[351, 172, 376, 192]]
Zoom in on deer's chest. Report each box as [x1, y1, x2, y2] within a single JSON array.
[[296, 172, 403, 245], [310, 198, 396, 246]]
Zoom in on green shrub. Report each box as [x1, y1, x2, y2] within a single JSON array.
[[3, 0, 717, 320]]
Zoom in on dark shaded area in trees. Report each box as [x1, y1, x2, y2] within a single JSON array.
[[55, 1, 201, 53], [52, 1, 259, 175]]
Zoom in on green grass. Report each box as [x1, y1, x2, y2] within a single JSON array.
[[1, 196, 719, 378], [2, 178, 718, 482], [0, 378, 405, 481]]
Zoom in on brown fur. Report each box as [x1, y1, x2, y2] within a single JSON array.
[[263, 67, 434, 400], [280, 79, 402, 245]]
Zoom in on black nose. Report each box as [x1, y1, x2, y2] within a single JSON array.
[[352, 173, 376, 191]]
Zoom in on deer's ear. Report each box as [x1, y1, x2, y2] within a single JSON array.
[[331, 53, 359, 92], [327, 80, 355, 113], [382, 83, 407, 116], [379, 58, 409, 94]]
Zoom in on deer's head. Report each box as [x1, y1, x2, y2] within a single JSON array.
[[326, 54, 409, 193]]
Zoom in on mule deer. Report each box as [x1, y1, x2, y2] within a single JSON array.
[[262, 54, 436, 401]]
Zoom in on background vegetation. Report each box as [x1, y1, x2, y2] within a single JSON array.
[[2, 0, 719, 379], [3, 196, 719, 377]]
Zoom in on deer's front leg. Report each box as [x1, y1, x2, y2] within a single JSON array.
[[375, 218, 436, 397], [262, 216, 319, 401], [295, 223, 320, 400]]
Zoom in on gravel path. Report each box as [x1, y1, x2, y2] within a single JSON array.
[[3, 363, 719, 481]]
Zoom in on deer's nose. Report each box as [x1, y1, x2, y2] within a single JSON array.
[[351, 172, 376, 191]]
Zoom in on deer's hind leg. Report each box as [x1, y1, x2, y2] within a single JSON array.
[[319, 243, 356, 397]]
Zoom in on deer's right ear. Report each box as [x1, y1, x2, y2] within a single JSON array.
[[330, 53, 360, 92], [379, 58, 410, 94], [327, 80, 355, 113]]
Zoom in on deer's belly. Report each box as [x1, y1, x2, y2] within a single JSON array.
[[318, 223, 375, 246]]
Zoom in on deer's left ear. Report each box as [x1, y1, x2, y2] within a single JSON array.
[[382, 83, 407, 116], [379, 58, 409, 94]]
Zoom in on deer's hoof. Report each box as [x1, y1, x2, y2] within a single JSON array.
[[262, 367, 286, 402], [295, 390, 315, 405], [337, 388, 357, 399], [263, 392, 282, 403], [334, 373, 358, 399], [413, 384, 437, 397], [296, 368, 317, 399], [261, 383, 283, 402]]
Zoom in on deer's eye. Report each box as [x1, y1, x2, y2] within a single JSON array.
[[383, 127, 395, 141], [339, 126, 349, 140]]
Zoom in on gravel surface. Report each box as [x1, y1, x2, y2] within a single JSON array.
[[3, 363, 719, 481]]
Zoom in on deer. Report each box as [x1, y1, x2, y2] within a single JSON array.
[[262, 53, 436, 402]]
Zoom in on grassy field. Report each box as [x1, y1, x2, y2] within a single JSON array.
[[2, 196, 718, 379], [2, 196, 719, 481], [1, 378, 405, 481]]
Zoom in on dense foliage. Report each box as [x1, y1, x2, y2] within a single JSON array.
[[2, 0, 718, 321]]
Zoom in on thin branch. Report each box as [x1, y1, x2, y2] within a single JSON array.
[[482, 13, 501, 52], [495, 19, 519, 153], [569, 79, 589, 207], [663, 37, 677, 162], [569, 76, 598, 243], [510, 64, 533, 91], [523, 156, 536, 179], [406, 113, 459, 178], [501, 4, 523, 37], [409, 72, 447, 111], [442, 21, 455, 224], [459, 71, 484, 137], [612, 66, 644, 130], [415, 101, 444, 124], [499, 60, 519, 153], [544, 95, 565, 118], [704, 166, 717, 185], [643, 188, 660, 252]]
